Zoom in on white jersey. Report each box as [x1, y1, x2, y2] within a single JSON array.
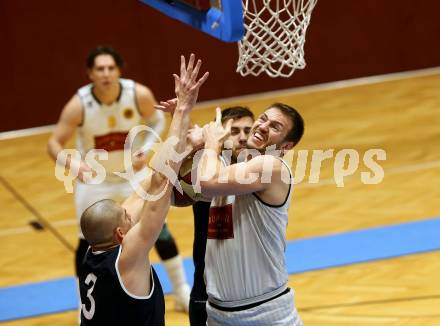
[[76, 79, 143, 182], [205, 159, 293, 307]]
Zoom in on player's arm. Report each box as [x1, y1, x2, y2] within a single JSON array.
[[121, 113, 188, 251], [47, 95, 81, 160], [123, 66, 200, 223], [120, 54, 209, 257], [198, 109, 281, 197], [136, 83, 166, 136], [154, 98, 204, 154], [132, 83, 166, 168], [199, 150, 280, 197], [47, 95, 92, 181], [135, 83, 157, 121], [121, 171, 153, 223]]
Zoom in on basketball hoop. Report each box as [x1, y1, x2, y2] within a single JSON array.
[[237, 0, 318, 78], [141, 0, 318, 77]]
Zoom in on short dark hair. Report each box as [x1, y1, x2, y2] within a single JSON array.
[[270, 103, 304, 146], [221, 106, 254, 124], [86, 46, 124, 69]]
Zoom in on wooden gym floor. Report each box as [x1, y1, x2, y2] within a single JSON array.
[[0, 70, 439, 325]]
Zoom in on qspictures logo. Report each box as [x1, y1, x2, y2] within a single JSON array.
[[55, 126, 386, 200]]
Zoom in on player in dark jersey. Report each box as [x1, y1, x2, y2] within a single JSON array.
[[79, 242, 164, 325], [48, 46, 191, 312], [78, 54, 209, 326], [189, 107, 254, 326]]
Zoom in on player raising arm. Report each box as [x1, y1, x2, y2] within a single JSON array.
[[197, 104, 305, 326], [78, 54, 208, 326]]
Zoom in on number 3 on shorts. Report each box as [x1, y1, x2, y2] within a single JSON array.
[[82, 273, 97, 320]]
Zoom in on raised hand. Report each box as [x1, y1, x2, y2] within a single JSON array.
[[203, 107, 233, 150], [173, 54, 209, 111], [154, 98, 177, 114], [187, 124, 205, 151]]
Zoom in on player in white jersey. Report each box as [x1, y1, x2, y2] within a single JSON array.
[[187, 107, 254, 326], [198, 104, 305, 325], [48, 46, 190, 312]]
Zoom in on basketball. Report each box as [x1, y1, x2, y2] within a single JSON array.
[[171, 154, 211, 207]]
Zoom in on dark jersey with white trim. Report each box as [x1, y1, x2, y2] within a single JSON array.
[[79, 245, 164, 326]]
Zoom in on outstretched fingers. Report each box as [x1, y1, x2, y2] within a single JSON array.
[[154, 98, 177, 113], [186, 53, 195, 78], [190, 59, 202, 83], [173, 73, 181, 94], [215, 107, 222, 125], [194, 71, 209, 91], [180, 55, 186, 80], [178, 54, 209, 90], [173, 54, 209, 109]]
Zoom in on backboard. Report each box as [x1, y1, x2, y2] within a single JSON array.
[[140, 0, 244, 42]]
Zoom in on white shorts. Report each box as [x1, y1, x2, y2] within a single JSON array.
[[206, 289, 303, 326]]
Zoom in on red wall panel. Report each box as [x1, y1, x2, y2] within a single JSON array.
[[1, 0, 440, 131]]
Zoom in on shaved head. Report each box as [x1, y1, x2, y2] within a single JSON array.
[[81, 199, 123, 247]]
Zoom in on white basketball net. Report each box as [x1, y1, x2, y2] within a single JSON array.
[[237, 0, 318, 78]]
